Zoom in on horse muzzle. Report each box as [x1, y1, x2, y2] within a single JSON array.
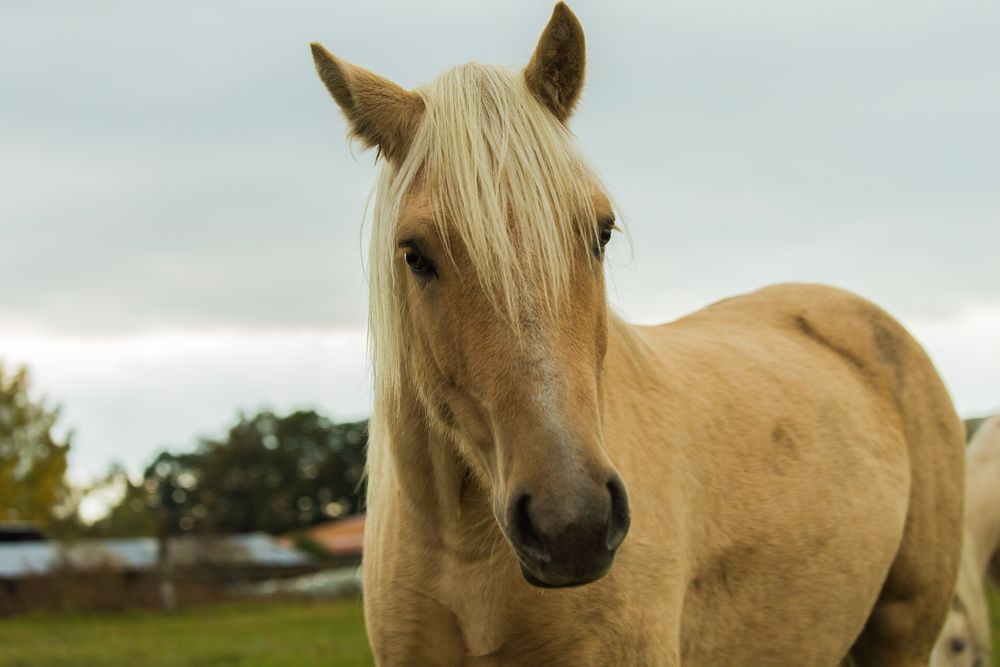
[[503, 473, 630, 588]]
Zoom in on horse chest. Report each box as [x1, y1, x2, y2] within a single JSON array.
[[434, 554, 656, 666], [436, 558, 518, 657]]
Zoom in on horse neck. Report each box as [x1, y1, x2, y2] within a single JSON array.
[[374, 376, 497, 552]]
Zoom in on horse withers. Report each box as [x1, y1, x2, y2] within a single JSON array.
[[310, 4, 964, 665]]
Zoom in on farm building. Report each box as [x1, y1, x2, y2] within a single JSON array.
[[0, 532, 311, 580], [0, 528, 315, 613], [301, 514, 364, 561]]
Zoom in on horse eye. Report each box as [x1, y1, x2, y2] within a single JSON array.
[[950, 637, 967, 654], [402, 246, 436, 277], [593, 221, 615, 258]]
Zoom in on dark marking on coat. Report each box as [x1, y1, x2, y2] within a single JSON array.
[[794, 315, 868, 373], [871, 318, 902, 369], [691, 544, 758, 599], [768, 424, 801, 474], [866, 307, 908, 399], [810, 532, 832, 556], [771, 424, 800, 456]]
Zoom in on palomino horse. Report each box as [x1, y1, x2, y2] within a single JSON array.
[[310, 4, 964, 665], [932, 415, 1000, 667]]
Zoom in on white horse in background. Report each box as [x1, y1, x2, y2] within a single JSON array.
[[932, 415, 1000, 667], [967, 417, 1000, 589]]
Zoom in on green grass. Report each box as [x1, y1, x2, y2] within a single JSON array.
[[1, 591, 998, 666], [0, 598, 373, 667], [990, 585, 1000, 667]]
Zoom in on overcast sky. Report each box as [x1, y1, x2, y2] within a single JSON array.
[[1, 1, 998, 492]]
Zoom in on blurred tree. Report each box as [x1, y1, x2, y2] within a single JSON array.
[[90, 410, 367, 537], [965, 418, 985, 442], [187, 410, 367, 534], [0, 362, 73, 530], [85, 465, 159, 537]]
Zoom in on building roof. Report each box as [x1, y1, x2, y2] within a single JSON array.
[[306, 515, 365, 557], [0, 543, 59, 578], [0, 533, 310, 579], [0, 522, 48, 543]]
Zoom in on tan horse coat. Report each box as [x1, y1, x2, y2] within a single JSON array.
[[361, 286, 964, 666], [310, 4, 965, 666]]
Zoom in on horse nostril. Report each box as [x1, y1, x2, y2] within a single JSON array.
[[512, 494, 548, 562], [606, 476, 631, 551]]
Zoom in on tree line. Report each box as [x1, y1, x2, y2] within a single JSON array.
[[0, 362, 367, 539], [4, 360, 990, 540]]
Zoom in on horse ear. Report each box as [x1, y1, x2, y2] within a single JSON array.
[[524, 3, 586, 122], [310, 43, 425, 163]]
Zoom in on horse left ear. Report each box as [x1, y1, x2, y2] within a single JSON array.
[[310, 43, 425, 163], [524, 2, 586, 122]]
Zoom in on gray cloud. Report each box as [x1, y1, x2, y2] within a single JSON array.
[[3, 0, 997, 338], [1, 139, 372, 332]]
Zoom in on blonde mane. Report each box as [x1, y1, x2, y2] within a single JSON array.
[[365, 63, 603, 506]]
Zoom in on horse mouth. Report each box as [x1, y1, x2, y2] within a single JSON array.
[[515, 552, 614, 589]]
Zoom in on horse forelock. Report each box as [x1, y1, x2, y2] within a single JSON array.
[[416, 63, 603, 307], [363, 62, 610, 508]]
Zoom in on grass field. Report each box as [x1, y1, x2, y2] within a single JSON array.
[[1, 591, 998, 666], [989, 586, 1000, 667], [0, 598, 373, 667]]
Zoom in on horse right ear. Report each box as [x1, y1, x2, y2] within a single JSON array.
[[310, 43, 425, 163], [524, 2, 586, 122]]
